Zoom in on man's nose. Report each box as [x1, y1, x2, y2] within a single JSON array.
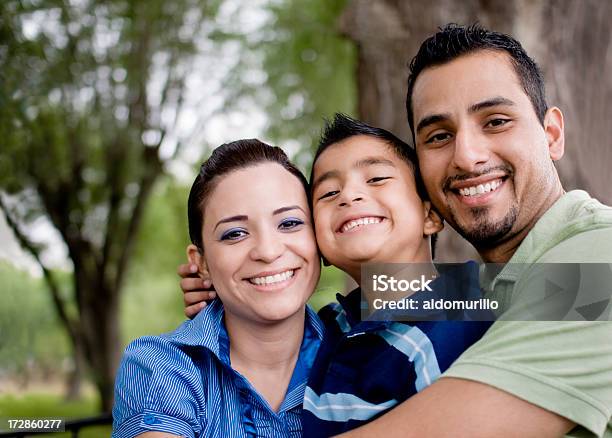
[[249, 230, 284, 263], [452, 125, 491, 172]]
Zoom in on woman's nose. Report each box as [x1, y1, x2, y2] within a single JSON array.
[[248, 231, 284, 263]]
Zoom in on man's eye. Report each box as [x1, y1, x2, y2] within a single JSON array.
[[220, 228, 248, 241], [486, 118, 511, 128], [279, 217, 305, 230], [367, 176, 391, 184], [425, 132, 451, 144], [318, 190, 339, 200]]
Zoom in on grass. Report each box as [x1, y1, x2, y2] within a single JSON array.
[[0, 394, 111, 438]]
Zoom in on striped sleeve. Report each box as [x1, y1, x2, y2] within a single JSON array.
[[112, 336, 205, 438]]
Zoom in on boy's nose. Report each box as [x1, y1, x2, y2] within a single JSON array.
[[339, 195, 364, 207]]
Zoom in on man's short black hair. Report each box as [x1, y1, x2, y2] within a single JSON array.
[[310, 113, 438, 257], [406, 23, 548, 139]]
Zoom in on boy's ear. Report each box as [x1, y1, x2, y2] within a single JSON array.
[[423, 201, 443, 236], [187, 244, 209, 277]]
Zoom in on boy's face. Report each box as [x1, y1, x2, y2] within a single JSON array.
[[311, 135, 440, 280]]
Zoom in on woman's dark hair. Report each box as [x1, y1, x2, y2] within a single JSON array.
[[188, 139, 309, 251], [406, 23, 548, 139]]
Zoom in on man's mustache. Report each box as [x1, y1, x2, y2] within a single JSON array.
[[442, 165, 514, 192]]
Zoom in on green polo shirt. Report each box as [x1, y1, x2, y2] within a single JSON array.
[[443, 190, 612, 437]]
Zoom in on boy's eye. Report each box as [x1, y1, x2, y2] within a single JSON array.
[[220, 228, 248, 241], [318, 190, 339, 201], [367, 176, 391, 184], [279, 217, 305, 230]]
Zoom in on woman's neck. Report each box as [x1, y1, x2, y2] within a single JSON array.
[[224, 307, 306, 412]]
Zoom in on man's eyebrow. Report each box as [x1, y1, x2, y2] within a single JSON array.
[[415, 97, 516, 136], [214, 215, 248, 232], [469, 96, 515, 113], [273, 205, 305, 215], [416, 113, 450, 135]]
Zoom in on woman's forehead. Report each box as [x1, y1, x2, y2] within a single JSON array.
[[204, 163, 309, 221]]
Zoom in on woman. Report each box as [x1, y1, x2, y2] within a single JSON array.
[[112, 139, 323, 437]]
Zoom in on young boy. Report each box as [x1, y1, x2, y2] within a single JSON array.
[[180, 114, 491, 436]]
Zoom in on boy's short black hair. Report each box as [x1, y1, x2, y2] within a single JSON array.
[[406, 23, 547, 140], [310, 113, 438, 257]]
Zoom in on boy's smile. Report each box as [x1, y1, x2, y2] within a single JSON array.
[[312, 135, 441, 281]]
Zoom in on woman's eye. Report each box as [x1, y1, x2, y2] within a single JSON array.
[[318, 190, 339, 200], [367, 176, 391, 184], [220, 228, 248, 241], [279, 217, 305, 230]]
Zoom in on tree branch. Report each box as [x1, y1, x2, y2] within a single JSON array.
[[0, 193, 79, 342]]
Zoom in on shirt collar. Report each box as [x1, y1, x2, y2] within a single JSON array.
[[484, 190, 596, 288], [163, 298, 324, 363]]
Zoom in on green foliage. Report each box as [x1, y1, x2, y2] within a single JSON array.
[[222, 0, 357, 171], [0, 262, 70, 374]]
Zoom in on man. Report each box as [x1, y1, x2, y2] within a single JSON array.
[[338, 23, 612, 438]]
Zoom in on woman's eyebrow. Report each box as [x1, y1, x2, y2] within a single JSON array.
[[273, 205, 305, 216], [214, 215, 247, 232]]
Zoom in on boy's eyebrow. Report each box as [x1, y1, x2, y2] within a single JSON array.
[[311, 169, 340, 192], [354, 157, 396, 169], [312, 157, 396, 191], [415, 96, 516, 135], [214, 206, 305, 231]]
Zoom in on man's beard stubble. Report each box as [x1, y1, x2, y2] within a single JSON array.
[[451, 203, 519, 248]]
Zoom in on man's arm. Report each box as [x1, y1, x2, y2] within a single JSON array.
[[336, 377, 574, 438], [177, 262, 216, 318]]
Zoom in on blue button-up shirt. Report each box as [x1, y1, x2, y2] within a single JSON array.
[[113, 299, 324, 438]]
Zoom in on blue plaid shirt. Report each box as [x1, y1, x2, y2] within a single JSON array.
[[112, 299, 324, 438], [303, 261, 492, 437]]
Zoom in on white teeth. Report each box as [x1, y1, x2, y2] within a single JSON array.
[[341, 216, 382, 233], [459, 179, 502, 197], [250, 270, 294, 286]]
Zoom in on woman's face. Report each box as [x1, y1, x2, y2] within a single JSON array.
[[200, 162, 320, 324]]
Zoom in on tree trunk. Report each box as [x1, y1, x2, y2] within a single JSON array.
[[340, 0, 612, 261], [65, 336, 86, 401]]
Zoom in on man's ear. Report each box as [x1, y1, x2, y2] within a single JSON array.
[[423, 201, 444, 236], [187, 244, 209, 277], [544, 107, 565, 161]]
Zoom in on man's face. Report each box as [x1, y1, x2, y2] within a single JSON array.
[[311, 136, 439, 281], [412, 50, 563, 251]]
